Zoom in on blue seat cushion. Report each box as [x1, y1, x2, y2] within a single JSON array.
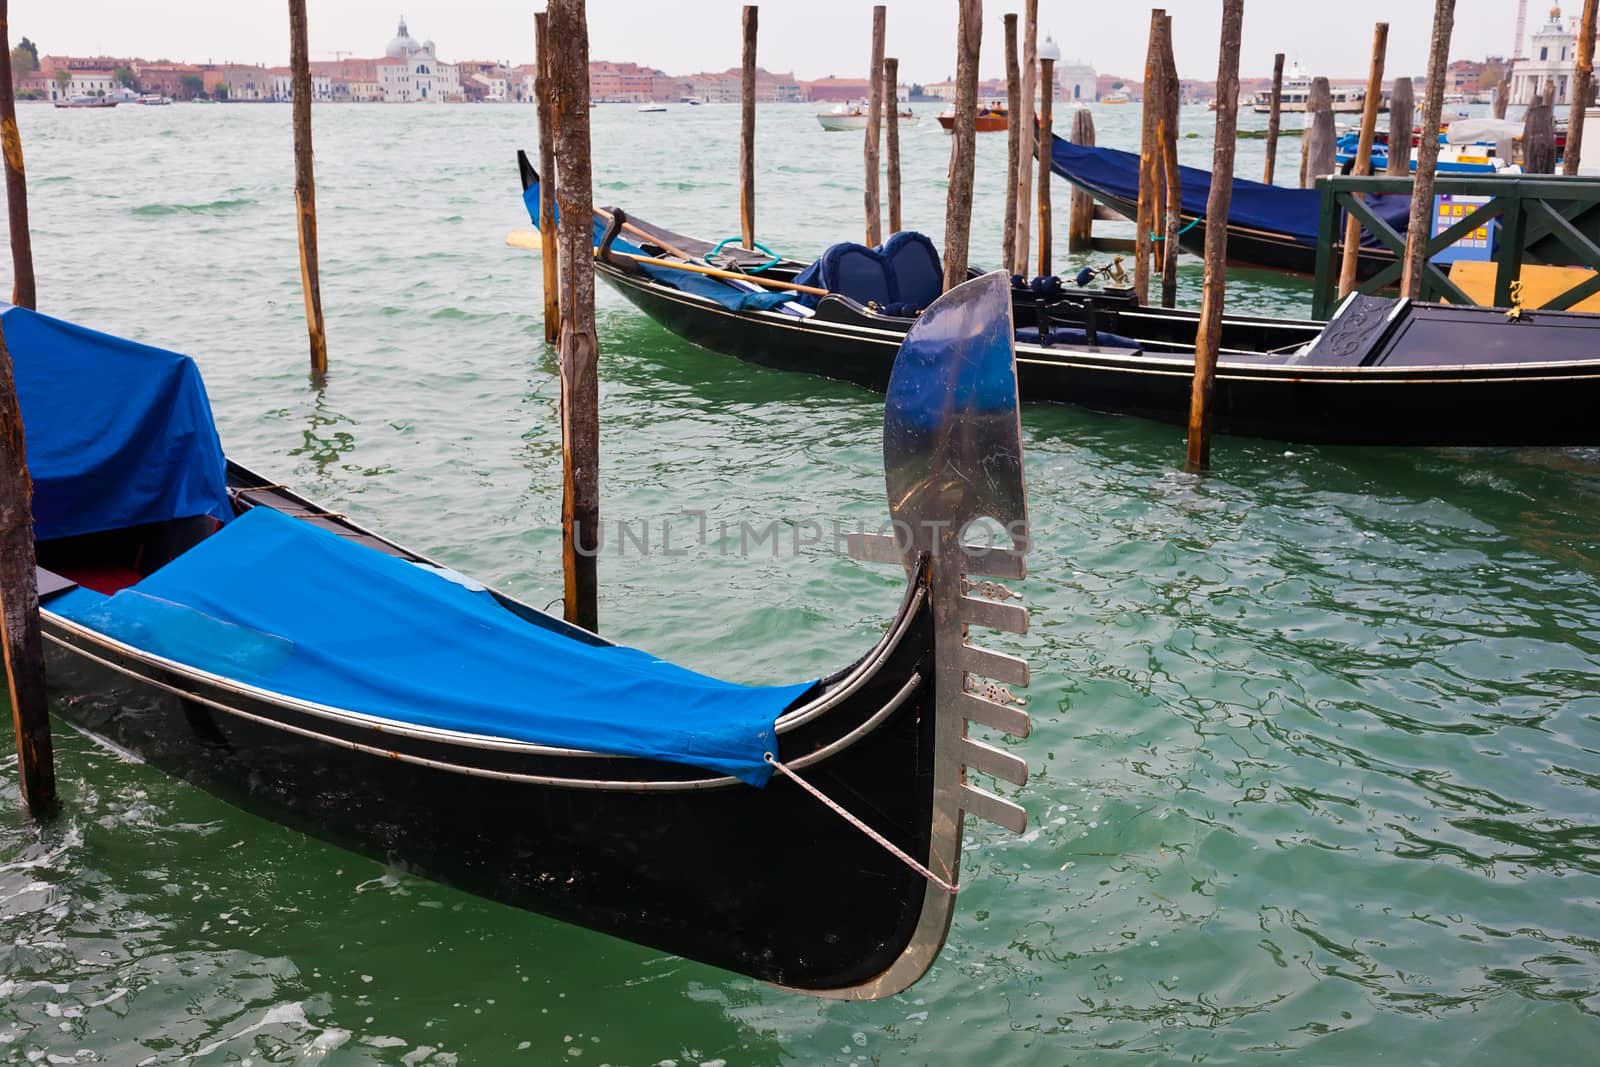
[[880, 232, 943, 310], [794, 232, 944, 311], [1014, 326, 1140, 350]]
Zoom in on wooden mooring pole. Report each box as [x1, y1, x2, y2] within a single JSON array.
[[1002, 13, 1021, 271], [1387, 76, 1414, 176], [1301, 77, 1334, 188], [1564, 0, 1597, 176], [1011, 0, 1038, 276], [1185, 0, 1243, 473], [739, 5, 757, 248], [548, 0, 600, 633], [1493, 73, 1510, 119], [1338, 22, 1389, 300], [1036, 49, 1056, 278], [534, 11, 560, 344], [1134, 10, 1166, 302], [0, 58, 52, 816], [885, 57, 902, 235], [1400, 0, 1456, 300], [1158, 14, 1180, 308], [1067, 107, 1096, 252], [288, 0, 327, 380], [0, 1, 35, 311], [1262, 52, 1284, 185], [864, 5, 886, 246], [943, 0, 981, 291], [1524, 98, 1557, 173]]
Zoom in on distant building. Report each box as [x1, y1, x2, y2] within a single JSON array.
[[1057, 60, 1096, 103], [134, 63, 207, 99], [214, 63, 275, 101], [40, 55, 135, 100], [803, 76, 874, 103], [1508, 4, 1595, 105], [590, 60, 659, 102], [375, 17, 460, 101]]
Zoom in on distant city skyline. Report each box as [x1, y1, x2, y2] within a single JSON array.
[[17, 1, 1534, 83]]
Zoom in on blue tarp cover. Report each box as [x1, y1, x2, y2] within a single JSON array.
[[4, 303, 232, 542], [522, 182, 790, 314], [1048, 137, 1413, 247], [52, 506, 811, 784]]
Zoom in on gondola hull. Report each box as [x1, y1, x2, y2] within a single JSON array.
[[42, 548, 942, 993], [598, 262, 1600, 446]]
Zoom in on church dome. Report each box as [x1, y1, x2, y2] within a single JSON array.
[[386, 17, 419, 58]]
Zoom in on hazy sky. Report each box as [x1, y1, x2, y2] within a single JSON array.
[[15, 1, 1527, 82]]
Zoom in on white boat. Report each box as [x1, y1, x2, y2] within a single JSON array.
[[638, 103, 667, 113], [815, 103, 919, 131], [53, 94, 118, 109], [1099, 90, 1131, 105], [136, 94, 173, 106], [1251, 62, 1384, 113]]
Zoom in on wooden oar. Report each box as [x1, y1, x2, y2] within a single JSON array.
[[505, 231, 828, 297], [603, 248, 828, 296]]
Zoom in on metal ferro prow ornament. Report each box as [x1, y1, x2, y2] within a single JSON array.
[[844, 270, 1032, 999]]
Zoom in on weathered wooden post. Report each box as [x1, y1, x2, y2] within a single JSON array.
[[1158, 14, 1181, 308], [0, 1, 35, 310], [1067, 107, 1096, 252], [548, 0, 600, 632], [1002, 13, 1021, 270], [1543, 78, 1558, 107], [534, 11, 560, 344], [1036, 39, 1057, 278], [1338, 22, 1389, 299], [1011, 0, 1038, 275], [1387, 76, 1415, 175], [0, 319, 54, 813], [864, 5, 886, 246], [1262, 52, 1285, 184], [1400, 0, 1456, 301], [740, 5, 757, 248], [1300, 77, 1335, 188], [1185, 0, 1244, 473], [1135, 10, 1166, 301], [1564, 0, 1597, 175], [885, 56, 902, 235], [1493, 73, 1510, 119], [1524, 98, 1557, 173], [943, 0, 982, 291], [288, 0, 327, 379]]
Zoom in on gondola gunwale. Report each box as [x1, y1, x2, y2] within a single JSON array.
[[595, 256, 1600, 380], [37, 460, 938, 791]]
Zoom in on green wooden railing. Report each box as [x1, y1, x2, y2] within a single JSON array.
[[1310, 173, 1600, 320]]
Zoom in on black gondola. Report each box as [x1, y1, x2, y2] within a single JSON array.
[[10, 273, 1033, 1000], [518, 153, 1600, 447], [1044, 135, 1409, 278]]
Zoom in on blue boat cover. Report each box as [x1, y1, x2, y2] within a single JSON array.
[[52, 505, 814, 785], [1047, 137, 1413, 247], [521, 182, 791, 314], [3, 303, 231, 542]]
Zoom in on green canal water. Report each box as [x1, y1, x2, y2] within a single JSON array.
[[4, 100, 1600, 1065]]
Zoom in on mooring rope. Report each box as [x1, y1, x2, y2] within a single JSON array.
[[1150, 217, 1202, 242], [763, 752, 959, 895]]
